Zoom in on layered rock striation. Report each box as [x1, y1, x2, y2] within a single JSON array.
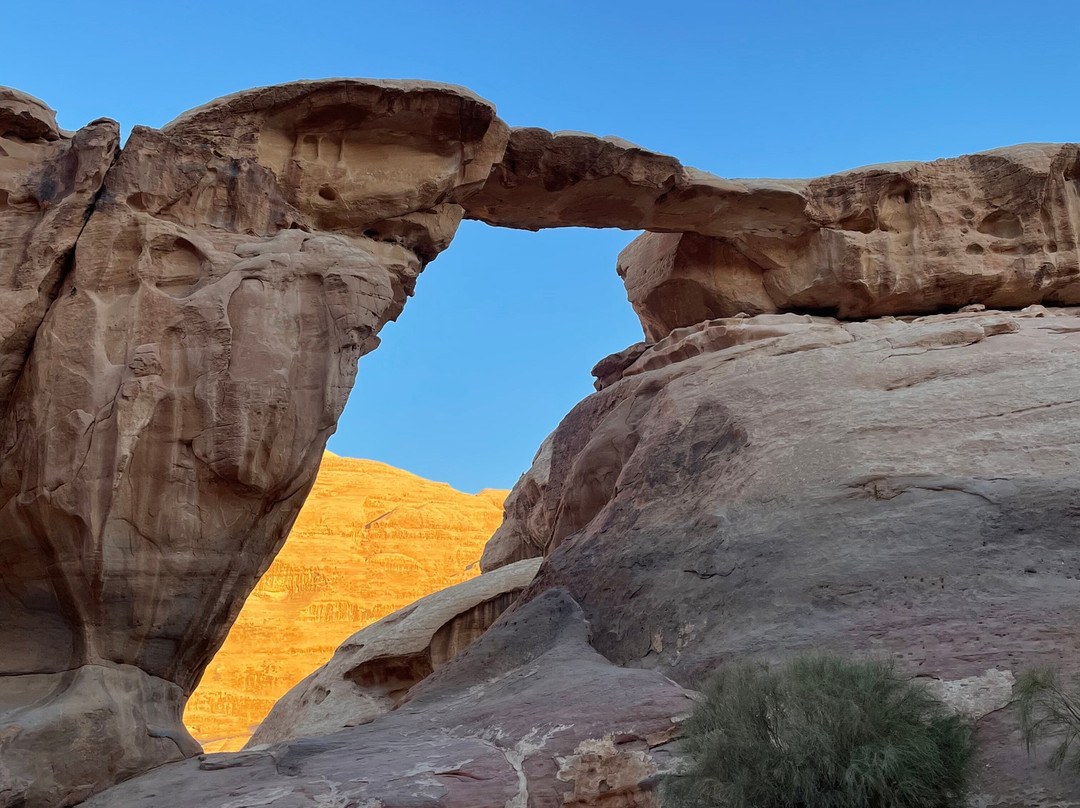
[[185, 453, 508, 752], [249, 556, 541, 747]]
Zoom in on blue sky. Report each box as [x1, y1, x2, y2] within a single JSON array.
[[5, 1, 1078, 492]]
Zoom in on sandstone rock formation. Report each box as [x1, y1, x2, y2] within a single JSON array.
[[0, 87, 118, 411], [485, 305, 1080, 805], [185, 453, 508, 752], [465, 135, 1080, 334], [249, 556, 541, 746], [0, 80, 508, 808], [616, 145, 1080, 336], [80, 589, 693, 808], [4, 77, 1080, 807], [463, 126, 809, 238]]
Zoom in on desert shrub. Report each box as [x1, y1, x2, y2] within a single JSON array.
[[1013, 666, 1080, 772], [662, 656, 976, 808]]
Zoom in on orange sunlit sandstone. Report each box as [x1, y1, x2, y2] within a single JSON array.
[[183, 452, 508, 752]]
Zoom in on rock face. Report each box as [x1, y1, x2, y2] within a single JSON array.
[[80, 589, 693, 808], [0, 87, 119, 413], [617, 145, 1080, 338], [249, 557, 541, 746], [0, 81, 508, 808], [485, 305, 1080, 805], [185, 453, 508, 752]]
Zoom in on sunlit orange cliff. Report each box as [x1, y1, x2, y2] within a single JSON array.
[[183, 452, 508, 751]]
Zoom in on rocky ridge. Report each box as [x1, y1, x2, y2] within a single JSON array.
[[81, 589, 694, 808], [1, 79, 1078, 807], [482, 304, 1080, 805], [184, 453, 508, 752]]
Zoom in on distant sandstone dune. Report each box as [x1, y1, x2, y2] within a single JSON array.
[[183, 452, 507, 751]]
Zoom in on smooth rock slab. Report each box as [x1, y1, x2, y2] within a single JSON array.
[[486, 307, 1080, 806]]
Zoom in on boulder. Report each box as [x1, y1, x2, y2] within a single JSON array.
[[248, 557, 541, 746], [0, 79, 507, 808], [80, 588, 694, 808], [0, 86, 63, 141], [484, 305, 1080, 805]]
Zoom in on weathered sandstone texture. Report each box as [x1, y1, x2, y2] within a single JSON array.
[[0, 87, 119, 411], [464, 134, 1080, 334], [250, 556, 541, 746], [185, 453, 508, 752], [463, 126, 810, 238], [616, 145, 1080, 338], [0, 80, 508, 808], [485, 305, 1080, 805], [81, 588, 693, 808]]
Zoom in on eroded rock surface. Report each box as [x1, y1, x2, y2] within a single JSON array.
[[0, 87, 119, 411], [249, 557, 541, 746], [81, 589, 693, 808], [463, 133, 1080, 335], [0, 80, 507, 808], [463, 126, 808, 239], [485, 306, 1080, 805], [618, 145, 1080, 337]]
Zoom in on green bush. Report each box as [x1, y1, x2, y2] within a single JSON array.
[[1013, 666, 1080, 772], [662, 656, 976, 808]]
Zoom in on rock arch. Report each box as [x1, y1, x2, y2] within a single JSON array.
[[1, 79, 1079, 806]]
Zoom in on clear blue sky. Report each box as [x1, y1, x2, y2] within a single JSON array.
[[5, 1, 1078, 492]]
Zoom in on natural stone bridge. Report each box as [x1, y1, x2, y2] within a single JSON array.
[[1, 79, 1078, 807]]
